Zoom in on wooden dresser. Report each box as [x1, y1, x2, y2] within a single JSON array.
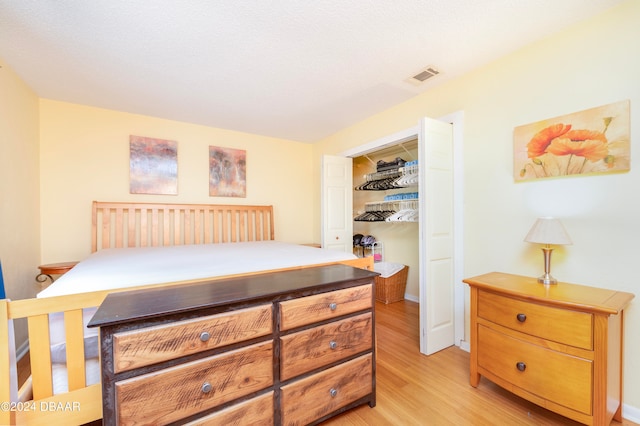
[[88, 264, 378, 425], [463, 272, 634, 425]]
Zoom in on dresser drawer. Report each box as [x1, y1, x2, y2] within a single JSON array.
[[280, 284, 372, 330], [478, 290, 592, 350], [115, 341, 274, 425], [478, 324, 592, 415], [113, 304, 272, 372], [183, 391, 274, 426], [281, 353, 373, 425], [281, 312, 372, 380]]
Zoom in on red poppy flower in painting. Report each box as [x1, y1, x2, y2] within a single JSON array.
[[515, 100, 630, 181], [526, 123, 572, 158], [547, 130, 608, 162]]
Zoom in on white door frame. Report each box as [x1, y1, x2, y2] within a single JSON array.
[[340, 111, 465, 350]]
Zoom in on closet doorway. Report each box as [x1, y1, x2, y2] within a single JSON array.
[[322, 113, 464, 355]]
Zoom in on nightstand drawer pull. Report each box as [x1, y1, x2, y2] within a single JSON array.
[[329, 302, 337, 311], [516, 362, 527, 372], [200, 331, 211, 342], [201, 382, 212, 393], [329, 340, 338, 349], [329, 388, 338, 398], [516, 313, 527, 322]]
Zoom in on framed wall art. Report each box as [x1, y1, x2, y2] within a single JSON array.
[[514, 100, 630, 181], [129, 135, 178, 195], [209, 146, 246, 197]]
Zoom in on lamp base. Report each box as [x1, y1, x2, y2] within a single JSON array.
[[537, 247, 558, 285], [537, 273, 557, 285]]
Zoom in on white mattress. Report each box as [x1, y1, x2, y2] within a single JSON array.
[[52, 359, 101, 395], [38, 241, 357, 298]]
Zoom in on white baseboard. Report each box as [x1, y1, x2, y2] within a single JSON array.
[[16, 339, 29, 361], [403, 293, 418, 303], [624, 403, 640, 423], [458, 340, 470, 352]]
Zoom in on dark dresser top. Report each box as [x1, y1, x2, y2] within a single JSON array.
[[88, 264, 378, 328]]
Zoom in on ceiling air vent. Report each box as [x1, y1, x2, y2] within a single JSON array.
[[411, 67, 440, 82]]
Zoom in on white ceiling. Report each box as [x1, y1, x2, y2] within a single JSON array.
[[0, 1, 624, 143]]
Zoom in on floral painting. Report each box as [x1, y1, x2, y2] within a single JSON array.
[[209, 146, 246, 197], [130, 135, 178, 194], [514, 100, 630, 181]]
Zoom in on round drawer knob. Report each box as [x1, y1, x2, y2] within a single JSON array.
[[516, 362, 527, 372], [329, 388, 338, 398], [201, 382, 212, 393], [329, 302, 337, 311], [516, 313, 527, 323], [200, 331, 211, 342], [329, 341, 338, 349]]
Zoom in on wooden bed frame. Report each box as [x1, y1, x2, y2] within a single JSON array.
[[91, 201, 276, 251], [1, 201, 372, 426]]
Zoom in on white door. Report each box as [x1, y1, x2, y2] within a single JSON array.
[[321, 155, 353, 252], [419, 117, 455, 355]]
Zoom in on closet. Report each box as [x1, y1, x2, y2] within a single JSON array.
[[323, 116, 460, 355], [352, 140, 420, 302]]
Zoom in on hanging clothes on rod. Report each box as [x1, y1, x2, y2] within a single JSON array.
[[355, 160, 419, 191], [354, 201, 396, 221], [385, 199, 419, 222], [392, 160, 419, 187], [355, 169, 402, 191], [354, 194, 419, 223]]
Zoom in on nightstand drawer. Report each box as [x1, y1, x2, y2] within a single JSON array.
[[115, 341, 274, 425], [280, 312, 372, 380], [478, 290, 592, 349], [280, 284, 372, 330], [113, 304, 272, 372], [478, 324, 592, 415], [281, 354, 373, 425]]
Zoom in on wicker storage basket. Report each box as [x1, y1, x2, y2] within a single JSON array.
[[375, 265, 408, 304]]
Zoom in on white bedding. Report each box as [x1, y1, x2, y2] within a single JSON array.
[[38, 241, 357, 298], [52, 359, 100, 395]]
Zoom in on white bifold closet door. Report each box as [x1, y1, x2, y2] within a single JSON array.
[[418, 117, 455, 355], [321, 155, 353, 253]]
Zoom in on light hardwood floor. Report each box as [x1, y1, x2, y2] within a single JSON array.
[[17, 300, 637, 425], [324, 300, 638, 426]]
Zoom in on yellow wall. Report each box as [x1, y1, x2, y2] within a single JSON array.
[[0, 59, 41, 342], [39, 100, 315, 262], [314, 0, 640, 412]]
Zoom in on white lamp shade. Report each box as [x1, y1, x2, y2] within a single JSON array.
[[524, 217, 572, 245]]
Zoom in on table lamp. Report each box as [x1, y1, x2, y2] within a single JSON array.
[[524, 217, 572, 285]]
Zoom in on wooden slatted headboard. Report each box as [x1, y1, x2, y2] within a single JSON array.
[[91, 201, 274, 252]]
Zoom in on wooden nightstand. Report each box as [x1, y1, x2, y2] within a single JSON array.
[[36, 261, 78, 284], [464, 272, 634, 425]]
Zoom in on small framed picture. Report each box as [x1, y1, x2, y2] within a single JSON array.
[[209, 146, 246, 197]]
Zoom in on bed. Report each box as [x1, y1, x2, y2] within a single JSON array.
[[0, 201, 372, 426]]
